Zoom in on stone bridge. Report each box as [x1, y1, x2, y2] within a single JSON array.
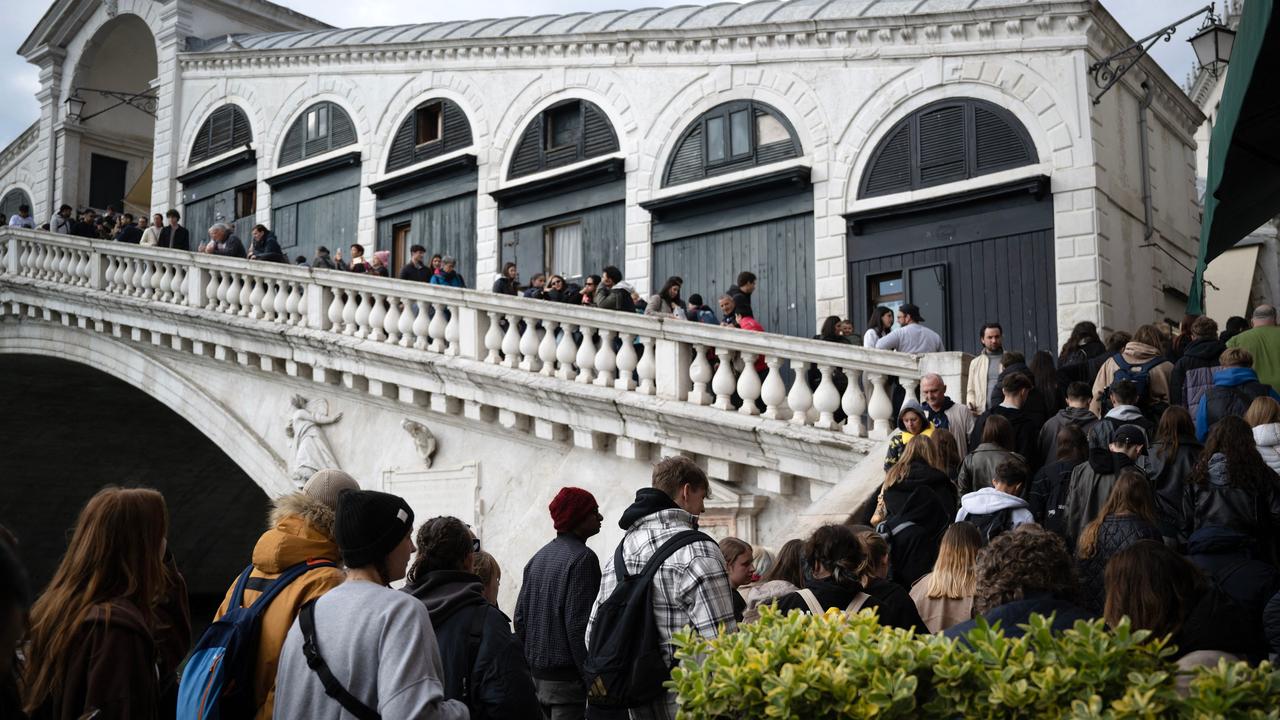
[[0, 228, 970, 608]]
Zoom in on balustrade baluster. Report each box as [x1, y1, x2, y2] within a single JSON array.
[[383, 295, 401, 343], [171, 265, 186, 302], [594, 330, 617, 387], [842, 368, 867, 437], [736, 352, 762, 416], [711, 348, 736, 410], [555, 324, 578, 380], [273, 280, 289, 321], [866, 373, 894, 439], [899, 377, 920, 413], [396, 297, 415, 346], [225, 273, 242, 314], [368, 293, 387, 341], [483, 311, 503, 363], [122, 258, 137, 297], [813, 365, 841, 429], [294, 284, 307, 327], [636, 337, 656, 395], [760, 357, 787, 419], [688, 344, 713, 405], [614, 334, 637, 391], [500, 314, 521, 367], [57, 248, 71, 283], [80, 253, 92, 287], [286, 283, 303, 325], [444, 307, 459, 356], [136, 260, 152, 298], [238, 274, 255, 316], [37, 245, 50, 279], [209, 271, 223, 310], [519, 318, 542, 372], [261, 281, 278, 321], [156, 264, 172, 301], [248, 276, 265, 318], [412, 300, 430, 349], [788, 361, 814, 425], [327, 289, 345, 331], [575, 330, 597, 383], [430, 304, 449, 354], [102, 256, 117, 291], [538, 320, 559, 376], [354, 292, 374, 338], [340, 289, 359, 334]]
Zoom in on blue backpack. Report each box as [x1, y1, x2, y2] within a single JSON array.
[[177, 560, 334, 719]]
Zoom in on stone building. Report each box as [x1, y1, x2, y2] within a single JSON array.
[[0, 0, 1204, 348]]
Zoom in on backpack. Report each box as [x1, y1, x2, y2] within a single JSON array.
[[1101, 354, 1166, 414], [1183, 365, 1221, 408], [1206, 382, 1272, 426], [1041, 464, 1075, 539], [965, 507, 1016, 543], [796, 588, 871, 618], [177, 560, 334, 720], [584, 529, 709, 710]]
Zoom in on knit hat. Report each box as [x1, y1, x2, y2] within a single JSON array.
[[303, 469, 361, 511], [335, 490, 415, 568], [549, 487, 599, 534]]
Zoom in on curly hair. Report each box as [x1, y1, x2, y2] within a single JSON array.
[[1189, 416, 1274, 493], [973, 524, 1077, 615], [802, 524, 864, 591], [406, 516, 473, 585]]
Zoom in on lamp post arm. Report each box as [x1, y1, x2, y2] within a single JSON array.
[[1088, 4, 1215, 104]]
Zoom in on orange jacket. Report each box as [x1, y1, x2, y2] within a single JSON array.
[[213, 493, 344, 720]]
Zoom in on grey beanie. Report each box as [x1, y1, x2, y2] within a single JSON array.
[[303, 469, 361, 511]]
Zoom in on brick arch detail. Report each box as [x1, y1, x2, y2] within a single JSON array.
[[177, 84, 268, 170]]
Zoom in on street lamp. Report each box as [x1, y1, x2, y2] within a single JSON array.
[[1089, 3, 1234, 104], [62, 87, 158, 124], [1188, 13, 1236, 77], [64, 94, 85, 123]]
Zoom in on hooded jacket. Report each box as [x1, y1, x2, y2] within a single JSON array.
[[921, 397, 974, 456], [1038, 406, 1098, 462], [1195, 367, 1280, 441], [883, 400, 935, 470], [431, 270, 467, 288], [1256, 423, 1280, 474], [1087, 404, 1155, 451], [248, 231, 285, 263], [1182, 453, 1280, 552], [880, 461, 956, 588], [1089, 341, 1173, 416], [956, 443, 1022, 495], [1169, 338, 1227, 406], [213, 493, 345, 720], [955, 487, 1035, 528], [1063, 448, 1138, 546], [404, 571, 539, 719], [1186, 526, 1280, 617]]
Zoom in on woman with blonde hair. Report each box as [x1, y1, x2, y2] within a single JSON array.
[[870, 434, 957, 587], [1246, 396, 1280, 473], [22, 487, 190, 719], [910, 522, 982, 633], [718, 537, 755, 622]]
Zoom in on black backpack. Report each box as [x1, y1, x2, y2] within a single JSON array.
[[1205, 383, 1272, 426], [584, 529, 709, 710], [1041, 465, 1075, 539], [1101, 354, 1167, 419], [966, 508, 1016, 543]]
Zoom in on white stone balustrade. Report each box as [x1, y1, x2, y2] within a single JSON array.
[[0, 230, 964, 440]]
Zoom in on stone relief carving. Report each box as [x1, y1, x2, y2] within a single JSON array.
[[402, 418, 438, 469], [285, 395, 343, 486]]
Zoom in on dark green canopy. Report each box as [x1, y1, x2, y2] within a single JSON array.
[[1189, 0, 1280, 314]]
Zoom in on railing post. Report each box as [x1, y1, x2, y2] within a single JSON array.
[[186, 264, 207, 308], [457, 306, 487, 361], [88, 248, 106, 290], [2, 235, 16, 275], [655, 337, 690, 401], [306, 279, 331, 330]]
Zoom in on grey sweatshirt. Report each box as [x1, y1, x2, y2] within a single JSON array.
[[274, 581, 470, 720]]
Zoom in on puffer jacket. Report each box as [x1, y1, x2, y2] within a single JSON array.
[[1063, 448, 1139, 547], [404, 570, 539, 719], [956, 443, 1022, 495], [1181, 453, 1280, 556], [1089, 341, 1174, 416], [1169, 338, 1226, 406], [1076, 515, 1161, 613], [1257, 423, 1280, 474], [213, 493, 345, 720], [1186, 526, 1280, 618]]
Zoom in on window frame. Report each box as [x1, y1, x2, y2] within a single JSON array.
[[234, 184, 256, 220], [543, 101, 583, 152], [414, 102, 443, 147], [543, 219, 584, 281], [305, 105, 329, 143], [701, 102, 756, 169]]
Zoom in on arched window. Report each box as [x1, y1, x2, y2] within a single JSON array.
[[189, 105, 252, 166], [663, 100, 802, 187], [278, 102, 357, 167], [859, 98, 1035, 199], [386, 98, 473, 173], [507, 99, 618, 180], [0, 188, 32, 219]]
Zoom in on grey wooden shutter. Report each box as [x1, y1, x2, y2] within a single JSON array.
[[917, 105, 966, 186], [975, 105, 1032, 172], [863, 125, 912, 197]]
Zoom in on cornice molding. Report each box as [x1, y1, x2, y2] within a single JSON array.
[[0, 123, 40, 176]]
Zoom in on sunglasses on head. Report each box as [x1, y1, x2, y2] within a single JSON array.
[[472, 537, 481, 553]]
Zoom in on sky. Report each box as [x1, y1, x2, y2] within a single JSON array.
[[0, 0, 1217, 144]]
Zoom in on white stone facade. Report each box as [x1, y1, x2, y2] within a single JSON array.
[[1, 0, 1205, 346]]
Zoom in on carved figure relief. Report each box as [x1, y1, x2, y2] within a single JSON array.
[[402, 418, 438, 469], [286, 395, 343, 486]]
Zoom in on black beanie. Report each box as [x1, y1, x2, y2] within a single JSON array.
[[335, 489, 415, 568]]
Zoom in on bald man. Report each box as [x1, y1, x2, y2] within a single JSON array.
[[1227, 304, 1280, 389], [919, 373, 974, 456]]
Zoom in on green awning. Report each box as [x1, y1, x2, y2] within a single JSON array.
[[1189, 0, 1280, 314]]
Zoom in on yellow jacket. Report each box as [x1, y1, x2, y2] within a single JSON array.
[[214, 493, 345, 720]]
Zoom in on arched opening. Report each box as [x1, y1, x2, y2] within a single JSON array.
[[67, 14, 158, 216], [0, 355, 269, 623], [1, 188, 34, 223]]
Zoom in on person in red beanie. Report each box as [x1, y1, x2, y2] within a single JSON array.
[[513, 487, 603, 720]]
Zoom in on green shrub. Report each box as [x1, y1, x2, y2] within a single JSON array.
[[669, 605, 1279, 719]]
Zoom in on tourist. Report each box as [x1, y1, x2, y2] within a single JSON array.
[[870, 435, 955, 588], [209, 469, 355, 719], [274, 489, 467, 719], [493, 262, 520, 295], [579, 274, 600, 306], [750, 546, 774, 578], [920, 373, 974, 456], [882, 399, 934, 470], [741, 538, 805, 622], [965, 323, 1004, 414], [1075, 468, 1161, 614], [46, 204, 72, 234], [1195, 347, 1280, 441], [875, 303, 944, 353], [1227, 305, 1280, 389], [114, 213, 142, 243], [849, 530, 928, 632], [587, 456, 736, 717], [247, 224, 285, 263], [1063, 424, 1147, 546], [1247, 396, 1280, 473], [931, 428, 963, 481], [1182, 416, 1280, 556], [1087, 379, 1155, 451], [1029, 350, 1062, 413], [1146, 405, 1202, 537], [1169, 316, 1225, 406], [684, 293, 717, 324], [1186, 526, 1280, 620], [523, 273, 547, 299], [1028, 424, 1089, 536], [728, 271, 756, 316], [955, 458, 1035, 540], [158, 209, 189, 251], [1058, 320, 1106, 381], [646, 276, 685, 318], [718, 294, 738, 328], [864, 306, 894, 348], [0, 531, 29, 719], [139, 213, 164, 247], [513, 486, 602, 720], [717, 537, 754, 622], [430, 253, 443, 276], [403, 516, 538, 718], [7, 203, 33, 229], [945, 525, 1090, 639], [1038, 382, 1098, 462], [339, 243, 370, 273], [773, 525, 872, 616], [202, 222, 246, 258], [71, 208, 96, 238], [472, 550, 500, 605], [399, 244, 431, 282], [22, 488, 191, 719], [1089, 324, 1174, 416], [956, 414, 1021, 494], [909, 522, 981, 633], [309, 246, 339, 269], [1104, 540, 1262, 661], [592, 265, 634, 312], [972, 367, 1047, 468], [368, 249, 391, 278], [430, 255, 467, 287], [1221, 315, 1250, 344]]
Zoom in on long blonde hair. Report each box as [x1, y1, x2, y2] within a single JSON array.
[[24, 487, 171, 712], [924, 522, 982, 599], [884, 434, 938, 488]]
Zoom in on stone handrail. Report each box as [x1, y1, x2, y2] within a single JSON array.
[[0, 229, 964, 440]]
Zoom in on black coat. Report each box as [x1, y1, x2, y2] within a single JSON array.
[[1186, 526, 1280, 618], [248, 232, 285, 262], [863, 576, 928, 633], [1076, 515, 1161, 613], [115, 225, 143, 244], [492, 276, 519, 295], [945, 593, 1093, 641], [1265, 589, 1280, 660], [880, 461, 956, 588], [1182, 453, 1280, 558], [1147, 437, 1202, 538], [158, 225, 189, 251], [404, 570, 539, 720], [1173, 585, 1266, 662], [399, 263, 432, 282], [970, 404, 1044, 470], [1169, 338, 1227, 407]]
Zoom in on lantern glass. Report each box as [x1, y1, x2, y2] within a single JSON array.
[[1190, 23, 1236, 69], [65, 94, 85, 122]]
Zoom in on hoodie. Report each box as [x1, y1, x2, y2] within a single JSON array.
[[1088, 404, 1154, 451], [955, 487, 1034, 527], [1255, 423, 1280, 473], [1039, 406, 1099, 462], [1195, 367, 1280, 441], [1089, 341, 1173, 416], [1063, 448, 1138, 545], [883, 399, 936, 470]]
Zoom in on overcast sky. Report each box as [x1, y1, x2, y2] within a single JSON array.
[[0, 0, 1215, 144]]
